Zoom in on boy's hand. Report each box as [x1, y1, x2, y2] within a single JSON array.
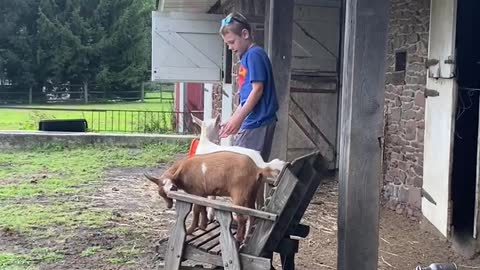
[[219, 115, 243, 138]]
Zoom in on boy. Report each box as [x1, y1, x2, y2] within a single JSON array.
[[218, 12, 278, 163], [218, 12, 279, 208]]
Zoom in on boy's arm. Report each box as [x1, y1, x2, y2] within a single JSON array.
[[235, 82, 263, 121], [219, 82, 263, 137]]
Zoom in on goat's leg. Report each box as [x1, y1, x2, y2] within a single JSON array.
[[207, 196, 216, 221], [187, 204, 201, 234], [199, 205, 208, 230], [232, 197, 249, 243], [255, 179, 265, 210], [234, 214, 247, 243], [245, 193, 257, 238]]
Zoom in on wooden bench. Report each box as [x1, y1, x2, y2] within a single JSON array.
[[161, 151, 327, 269]]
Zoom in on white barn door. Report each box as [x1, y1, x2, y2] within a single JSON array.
[[422, 0, 458, 237], [151, 12, 223, 82]]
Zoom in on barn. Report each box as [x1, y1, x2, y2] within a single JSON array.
[[151, 0, 480, 266]]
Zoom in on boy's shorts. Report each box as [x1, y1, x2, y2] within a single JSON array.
[[233, 121, 276, 160]]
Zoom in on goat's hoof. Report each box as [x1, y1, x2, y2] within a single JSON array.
[[207, 208, 215, 221], [235, 236, 245, 244], [186, 227, 196, 234]]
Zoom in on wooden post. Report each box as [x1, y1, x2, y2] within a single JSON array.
[[266, 0, 294, 161], [83, 81, 88, 104], [178, 82, 185, 133], [337, 0, 389, 269], [141, 82, 145, 102], [203, 83, 213, 120], [221, 84, 233, 146], [28, 87, 32, 104]]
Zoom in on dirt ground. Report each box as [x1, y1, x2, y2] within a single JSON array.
[[2, 161, 480, 269]]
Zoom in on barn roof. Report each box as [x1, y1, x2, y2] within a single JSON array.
[[155, 0, 219, 13]]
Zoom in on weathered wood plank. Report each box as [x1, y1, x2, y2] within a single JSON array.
[[183, 245, 223, 266], [186, 222, 219, 242], [260, 169, 313, 255], [200, 236, 221, 252], [290, 75, 338, 90], [290, 88, 337, 94], [286, 223, 310, 238], [165, 201, 192, 270], [188, 224, 221, 248], [267, 0, 294, 160], [216, 210, 241, 270], [290, 154, 327, 229], [209, 230, 237, 255], [289, 97, 335, 161], [337, 0, 389, 269], [157, 266, 213, 270], [168, 191, 277, 221], [242, 167, 299, 256], [253, 153, 323, 256], [276, 238, 299, 270], [183, 245, 271, 269]]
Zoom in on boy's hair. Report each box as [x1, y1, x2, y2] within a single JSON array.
[[220, 12, 252, 38]]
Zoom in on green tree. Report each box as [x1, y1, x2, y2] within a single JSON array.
[[1, 0, 152, 101], [0, 0, 40, 88]]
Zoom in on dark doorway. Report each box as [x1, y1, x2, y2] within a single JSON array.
[[451, 0, 480, 256]]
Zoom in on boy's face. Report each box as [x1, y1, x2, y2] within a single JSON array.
[[222, 30, 251, 57]]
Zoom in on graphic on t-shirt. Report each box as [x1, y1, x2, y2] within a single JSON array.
[[237, 65, 247, 89]]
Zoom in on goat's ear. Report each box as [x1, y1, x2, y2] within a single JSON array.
[[214, 114, 221, 126], [191, 114, 202, 126]]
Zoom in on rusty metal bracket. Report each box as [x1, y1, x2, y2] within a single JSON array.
[[425, 58, 439, 68], [444, 59, 455, 65], [221, 89, 230, 98], [425, 88, 439, 98], [421, 188, 437, 205]]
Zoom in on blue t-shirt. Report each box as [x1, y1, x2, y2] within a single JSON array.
[[237, 46, 279, 129]]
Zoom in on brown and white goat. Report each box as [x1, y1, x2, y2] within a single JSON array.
[[145, 151, 276, 243], [190, 114, 285, 219]]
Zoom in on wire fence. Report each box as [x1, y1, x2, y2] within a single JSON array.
[[0, 106, 203, 134], [0, 83, 174, 105]]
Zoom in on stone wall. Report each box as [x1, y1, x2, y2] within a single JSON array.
[[212, 83, 223, 118], [382, 0, 430, 219], [0, 131, 195, 149]]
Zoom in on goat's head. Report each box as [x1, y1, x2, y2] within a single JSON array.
[[145, 172, 176, 209], [191, 114, 221, 144]]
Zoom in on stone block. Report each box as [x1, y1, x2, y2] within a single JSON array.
[[404, 109, 416, 120], [390, 108, 402, 122], [406, 121, 416, 140], [408, 187, 422, 209]]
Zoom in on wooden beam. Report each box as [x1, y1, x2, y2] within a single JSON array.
[[168, 191, 278, 221], [337, 0, 389, 269], [266, 0, 294, 161]]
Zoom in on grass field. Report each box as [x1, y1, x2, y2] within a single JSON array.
[[0, 92, 176, 132], [0, 142, 187, 269]]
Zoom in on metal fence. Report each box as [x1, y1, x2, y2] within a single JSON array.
[[0, 83, 174, 104], [0, 106, 203, 134]]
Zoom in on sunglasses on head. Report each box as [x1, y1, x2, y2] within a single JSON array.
[[221, 16, 249, 29]]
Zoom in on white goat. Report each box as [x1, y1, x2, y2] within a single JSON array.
[[191, 114, 285, 172]]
